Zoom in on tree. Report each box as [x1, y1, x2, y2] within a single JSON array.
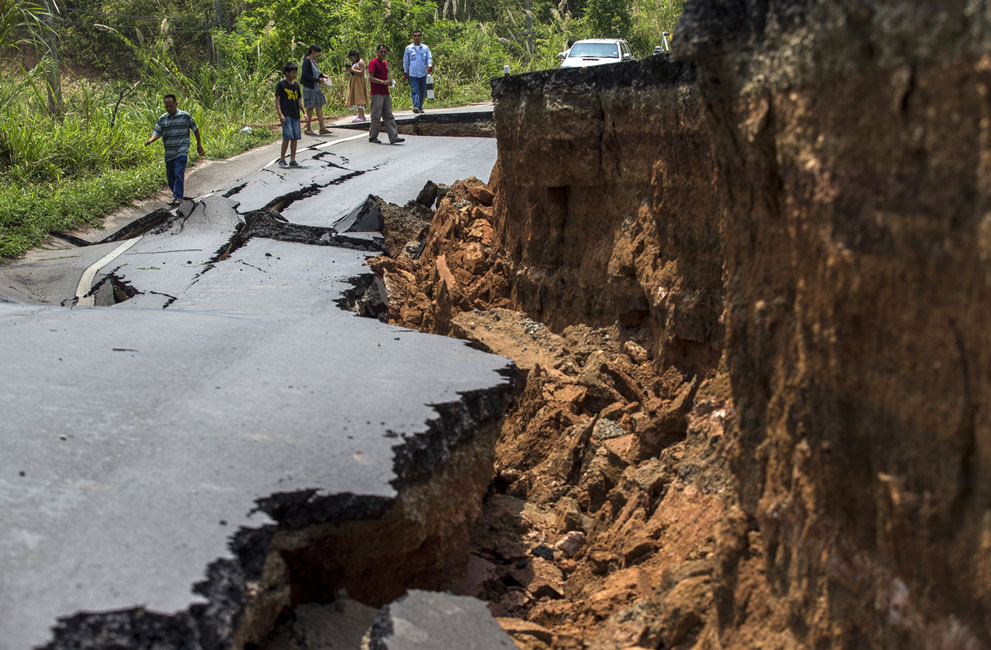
[[582, 0, 630, 38]]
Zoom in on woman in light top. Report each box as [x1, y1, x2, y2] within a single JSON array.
[[346, 49, 370, 122]]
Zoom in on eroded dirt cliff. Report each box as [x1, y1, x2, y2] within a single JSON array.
[[368, 6, 991, 646], [368, 56, 740, 648], [675, 1, 991, 647]]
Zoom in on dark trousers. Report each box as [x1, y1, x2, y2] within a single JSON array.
[[165, 155, 188, 201]]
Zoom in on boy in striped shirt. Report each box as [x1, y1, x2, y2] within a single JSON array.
[[144, 94, 205, 207]]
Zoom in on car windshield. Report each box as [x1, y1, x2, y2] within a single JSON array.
[[568, 43, 620, 58]]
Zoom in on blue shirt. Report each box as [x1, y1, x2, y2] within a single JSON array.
[[152, 110, 198, 161], [403, 43, 432, 78]]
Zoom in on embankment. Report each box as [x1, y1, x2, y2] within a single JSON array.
[[372, 56, 734, 647], [370, 3, 991, 647], [677, 1, 991, 647]]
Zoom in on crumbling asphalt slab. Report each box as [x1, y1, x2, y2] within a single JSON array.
[[0, 134, 495, 308], [262, 599, 380, 650], [0, 200, 215, 309], [0, 242, 149, 306], [103, 196, 245, 309], [279, 136, 497, 227], [0, 132, 512, 649], [190, 134, 497, 222], [0, 238, 513, 648], [218, 146, 361, 214]]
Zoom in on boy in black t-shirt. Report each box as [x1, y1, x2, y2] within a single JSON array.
[[275, 63, 305, 167]]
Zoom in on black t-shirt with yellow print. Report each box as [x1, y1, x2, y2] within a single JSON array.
[[276, 80, 302, 119]]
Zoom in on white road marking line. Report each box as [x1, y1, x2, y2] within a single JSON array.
[[74, 237, 143, 307], [315, 133, 367, 149]]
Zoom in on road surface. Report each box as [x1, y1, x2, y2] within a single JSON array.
[[0, 129, 513, 648]]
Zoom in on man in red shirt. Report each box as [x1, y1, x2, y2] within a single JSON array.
[[367, 44, 405, 145]]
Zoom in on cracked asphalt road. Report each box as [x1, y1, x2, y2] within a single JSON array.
[[0, 132, 497, 308], [0, 131, 511, 649]]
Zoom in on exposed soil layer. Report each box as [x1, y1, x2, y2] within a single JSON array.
[[366, 54, 744, 643], [371, 170, 735, 647], [369, 24, 991, 647], [673, 1, 991, 647], [243, 407, 508, 649]]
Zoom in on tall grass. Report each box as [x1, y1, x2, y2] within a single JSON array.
[[0, 163, 164, 258], [0, 57, 278, 259]]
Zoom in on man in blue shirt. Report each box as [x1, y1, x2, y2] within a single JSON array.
[[144, 94, 204, 207], [403, 30, 433, 114]]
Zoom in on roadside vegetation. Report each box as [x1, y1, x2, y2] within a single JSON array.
[[0, 0, 683, 259]]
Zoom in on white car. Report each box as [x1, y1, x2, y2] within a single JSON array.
[[559, 38, 635, 68]]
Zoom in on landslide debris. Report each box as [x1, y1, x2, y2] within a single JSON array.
[[366, 8, 991, 647], [368, 177, 737, 648], [359, 52, 734, 647]]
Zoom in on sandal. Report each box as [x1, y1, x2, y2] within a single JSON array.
[[319, 128, 333, 135], [303, 129, 317, 135], [352, 117, 366, 123]]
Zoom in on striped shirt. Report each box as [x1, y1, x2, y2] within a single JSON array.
[[153, 110, 198, 161]]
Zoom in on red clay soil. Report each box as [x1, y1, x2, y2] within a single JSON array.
[[369, 14, 991, 642], [369, 177, 754, 648]]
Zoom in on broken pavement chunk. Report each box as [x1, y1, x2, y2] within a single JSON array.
[[530, 545, 555, 561], [369, 590, 516, 649], [262, 599, 379, 650], [414, 181, 439, 209], [332, 195, 387, 233]]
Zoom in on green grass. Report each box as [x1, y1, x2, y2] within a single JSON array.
[[0, 76, 278, 260], [0, 125, 277, 259], [0, 163, 162, 258]]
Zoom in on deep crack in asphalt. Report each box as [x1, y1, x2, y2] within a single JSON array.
[[11, 143, 512, 649]]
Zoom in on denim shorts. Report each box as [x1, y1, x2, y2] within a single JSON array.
[[282, 116, 301, 140]]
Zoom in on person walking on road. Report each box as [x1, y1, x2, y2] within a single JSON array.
[[403, 30, 433, 113], [367, 44, 405, 145], [144, 94, 204, 208], [346, 49, 369, 122], [301, 44, 331, 135], [275, 63, 305, 167]]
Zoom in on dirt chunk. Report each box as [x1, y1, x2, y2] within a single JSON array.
[[367, 175, 737, 647]]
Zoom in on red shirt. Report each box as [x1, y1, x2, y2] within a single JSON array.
[[368, 57, 390, 95]]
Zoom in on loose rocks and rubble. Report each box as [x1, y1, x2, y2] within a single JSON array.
[[369, 177, 735, 648], [365, 12, 991, 644]]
